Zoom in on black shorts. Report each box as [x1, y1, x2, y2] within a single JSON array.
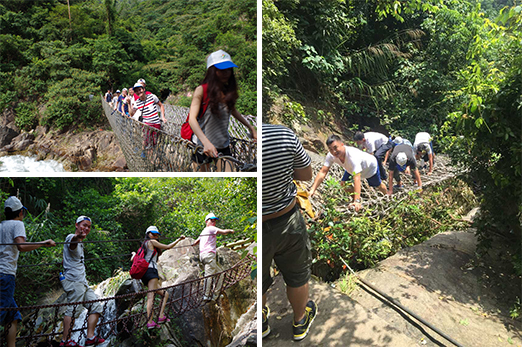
[[141, 268, 159, 287], [192, 146, 232, 164]]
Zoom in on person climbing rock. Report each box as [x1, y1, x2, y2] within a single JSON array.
[[60, 216, 105, 347], [309, 134, 388, 211], [0, 196, 56, 347], [192, 213, 234, 301], [262, 124, 317, 341]]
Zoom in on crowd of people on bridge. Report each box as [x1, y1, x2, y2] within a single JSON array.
[[0, 195, 230, 346], [103, 50, 257, 170], [262, 125, 435, 342]]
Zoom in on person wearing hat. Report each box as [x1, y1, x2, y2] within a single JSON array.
[[188, 50, 257, 171], [192, 213, 234, 300], [0, 196, 56, 347], [60, 216, 106, 347], [309, 135, 388, 211], [132, 226, 185, 329], [413, 132, 434, 175], [387, 143, 422, 196], [132, 79, 152, 101], [130, 81, 167, 151]]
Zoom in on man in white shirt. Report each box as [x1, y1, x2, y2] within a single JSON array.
[[310, 135, 387, 212], [354, 131, 393, 180]]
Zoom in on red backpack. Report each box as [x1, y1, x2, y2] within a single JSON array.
[[129, 242, 157, 279], [180, 83, 209, 141]]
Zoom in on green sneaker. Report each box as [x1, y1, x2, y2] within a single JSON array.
[[262, 305, 271, 338], [293, 300, 317, 341]]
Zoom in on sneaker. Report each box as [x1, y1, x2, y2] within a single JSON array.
[[293, 300, 317, 341], [60, 340, 83, 347], [158, 316, 170, 324], [147, 321, 160, 329], [262, 306, 271, 338], [84, 336, 105, 346]]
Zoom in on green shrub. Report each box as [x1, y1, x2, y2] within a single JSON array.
[[15, 101, 39, 131]]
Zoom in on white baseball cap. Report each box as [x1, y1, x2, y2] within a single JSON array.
[[116, 90, 121, 93], [396, 152, 408, 169], [4, 196, 25, 211], [137, 78, 146, 86], [133, 83, 144, 90], [206, 50, 238, 70], [205, 213, 219, 222], [146, 225, 161, 235], [76, 216, 91, 224]]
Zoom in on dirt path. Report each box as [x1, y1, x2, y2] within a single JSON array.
[[263, 211, 521, 346]]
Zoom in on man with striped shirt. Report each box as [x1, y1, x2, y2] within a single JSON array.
[[130, 82, 167, 150], [262, 124, 317, 341]]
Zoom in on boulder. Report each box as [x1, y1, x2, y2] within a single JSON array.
[[0, 126, 19, 147], [11, 133, 35, 151]]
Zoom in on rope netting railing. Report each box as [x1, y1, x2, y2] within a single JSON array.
[[305, 150, 462, 218], [102, 98, 257, 172], [0, 255, 254, 346]]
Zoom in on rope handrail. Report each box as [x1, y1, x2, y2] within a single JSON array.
[[0, 255, 254, 345], [103, 98, 257, 172]]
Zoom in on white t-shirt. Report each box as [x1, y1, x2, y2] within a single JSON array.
[[0, 220, 26, 276], [63, 234, 88, 285], [361, 132, 388, 153], [414, 132, 432, 154], [324, 146, 378, 179]]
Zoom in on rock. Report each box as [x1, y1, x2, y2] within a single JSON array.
[[11, 133, 35, 151], [226, 303, 257, 347], [112, 156, 127, 171], [0, 126, 19, 147]]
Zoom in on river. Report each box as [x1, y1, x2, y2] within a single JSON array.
[[0, 155, 65, 172]]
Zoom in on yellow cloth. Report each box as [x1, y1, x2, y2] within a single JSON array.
[[294, 181, 315, 219]]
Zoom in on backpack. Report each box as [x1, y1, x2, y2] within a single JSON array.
[[180, 84, 209, 141], [129, 241, 157, 279]]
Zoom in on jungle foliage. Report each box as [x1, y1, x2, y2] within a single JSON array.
[[263, 0, 521, 274], [0, 177, 256, 306], [0, 0, 256, 130]]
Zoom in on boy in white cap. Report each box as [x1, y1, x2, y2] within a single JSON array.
[[192, 213, 234, 300], [387, 144, 422, 196], [0, 196, 56, 347], [60, 216, 105, 347]]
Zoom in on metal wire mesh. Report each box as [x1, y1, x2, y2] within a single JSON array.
[[103, 98, 257, 172]]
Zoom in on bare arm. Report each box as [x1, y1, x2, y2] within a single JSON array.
[[148, 239, 174, 250], [387, 171, 394, 196], [192, 238, 200, 247], [428, 153, 433, 174], [309, 165, 329, 197], [231, 109, 257, 140], [216, 228, 234, 235], [188, 86, 217, 157], [15, 236, 56, 252], [158, 100, 167, 123], [414, 169, 422, 189], [294, 165, 312, 181]]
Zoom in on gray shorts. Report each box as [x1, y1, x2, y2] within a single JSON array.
[[62, 279, 103, 317], [262, 204, 312, 294]]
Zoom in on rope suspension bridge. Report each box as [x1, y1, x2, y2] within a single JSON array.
[[0, 253, 254, 346], [102, 99, 257, 172]]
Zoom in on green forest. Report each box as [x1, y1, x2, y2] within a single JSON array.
[[0, 0, 256, 131], [263, 0, 521, 311], [0, 177, 256, 306]]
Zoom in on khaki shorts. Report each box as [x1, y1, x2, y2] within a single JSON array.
[[62, 279, 103, 317], [262, 204, 311, 294]]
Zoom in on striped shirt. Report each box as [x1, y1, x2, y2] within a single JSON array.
[[196, 103, 230, 149], [262, 124, 311, 215], [133, 93, 160, 125]]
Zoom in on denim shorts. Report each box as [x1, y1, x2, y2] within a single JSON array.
[[0, 273, 22, 324], [262, 204, 312, 294]]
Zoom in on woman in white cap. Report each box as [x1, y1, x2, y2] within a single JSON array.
[[188, 50, 257, 170], [135, 226, 185, 329]]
